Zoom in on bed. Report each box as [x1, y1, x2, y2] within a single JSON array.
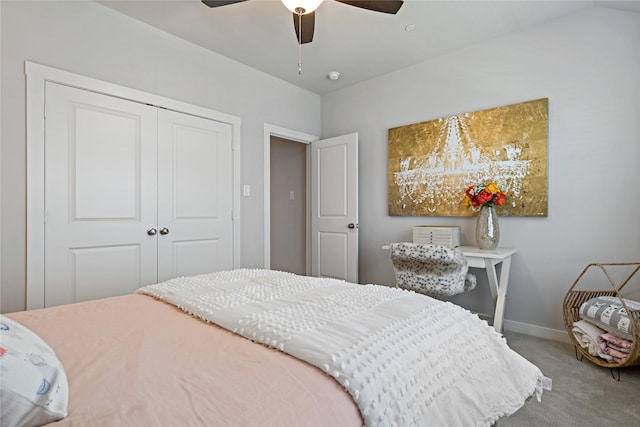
[[1, 269, 550, 426]]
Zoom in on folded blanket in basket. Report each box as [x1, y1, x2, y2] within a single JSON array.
[[599, 332, 633, 351], [596, 336, 629, 363], [571, 320, 613, 362], [579, 296, 639, 340], [598, 332, 632, 363]]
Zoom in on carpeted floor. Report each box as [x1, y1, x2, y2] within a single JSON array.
[[500, 331, 640, 426]]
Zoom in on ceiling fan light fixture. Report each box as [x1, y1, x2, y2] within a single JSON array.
[[281, 0, 324, 15]]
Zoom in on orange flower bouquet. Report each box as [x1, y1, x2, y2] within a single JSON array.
[[463, 181, 506, 209]]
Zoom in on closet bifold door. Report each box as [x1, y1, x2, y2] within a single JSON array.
[[156, 109, 234, 283], [44, 82, 159, 308]]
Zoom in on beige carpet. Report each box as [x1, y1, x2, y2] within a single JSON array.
[[500, 331, 640, 426]]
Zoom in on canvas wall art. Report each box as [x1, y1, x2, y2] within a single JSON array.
[[388, 98, 548, 217]]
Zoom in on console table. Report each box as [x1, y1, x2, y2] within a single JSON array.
[[383, 244, 517, 333]]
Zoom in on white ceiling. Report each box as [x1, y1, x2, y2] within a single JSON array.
[[98, 0, 640, 95]]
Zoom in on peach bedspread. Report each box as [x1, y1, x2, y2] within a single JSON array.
[[7, 294, 361, 426]]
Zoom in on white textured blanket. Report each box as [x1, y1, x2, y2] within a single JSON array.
[[137, 269, 549, 427]]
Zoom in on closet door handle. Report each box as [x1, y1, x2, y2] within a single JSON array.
[[147, 228, 157, 236], [159, 227, 170, 235]]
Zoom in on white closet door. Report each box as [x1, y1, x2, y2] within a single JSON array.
[[44, 83, 159, 307], [156, 109, 234, 282]]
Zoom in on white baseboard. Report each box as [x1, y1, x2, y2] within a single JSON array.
[[503, 319, 572, 344]]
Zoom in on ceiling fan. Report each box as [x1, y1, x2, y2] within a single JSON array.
[[202, 1, 404, 45]]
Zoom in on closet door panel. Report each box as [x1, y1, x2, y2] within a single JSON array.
[[157, 109, 234, 282], [74, 107, 138, 219], [173, 126, 219, 218], [69, 245, 141, 303], [44, 83, 159, 307]]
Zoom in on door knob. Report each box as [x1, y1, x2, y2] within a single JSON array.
[[348, 223, 356, 229], [159, 227, 170, 235], [147, 228, 157, 236]]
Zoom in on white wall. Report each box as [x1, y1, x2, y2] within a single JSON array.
[[0, 0, 320, 313], [321, 7, 640, 336]]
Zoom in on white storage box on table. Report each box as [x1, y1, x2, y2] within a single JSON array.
[[412, 226, 461, 247]]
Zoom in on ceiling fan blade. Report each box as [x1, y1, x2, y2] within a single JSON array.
[[201, 0, 248, 8], [334, 0, 403, 14], [292, 12, 315, 45]]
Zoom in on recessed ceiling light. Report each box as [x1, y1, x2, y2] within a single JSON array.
[[405, 24, 416, 32], [327, 71, 340, 80]]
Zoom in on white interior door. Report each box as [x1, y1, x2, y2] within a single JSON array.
[[311, 133, 359, 282], [156, 109, 234, 281], [44, 82, 159, 307]]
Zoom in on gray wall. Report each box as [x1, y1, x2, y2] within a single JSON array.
[[270, 136, 307, 275], [0, 0, 320, 313], [321, 6, 640, 335]]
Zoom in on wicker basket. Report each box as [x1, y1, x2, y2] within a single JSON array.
[[563, 262, 640, 368]]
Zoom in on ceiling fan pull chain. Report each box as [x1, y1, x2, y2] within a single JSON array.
[[297, 12, 303, 74]]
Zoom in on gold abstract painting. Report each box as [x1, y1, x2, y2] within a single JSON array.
[[388, 98, 548, 217]]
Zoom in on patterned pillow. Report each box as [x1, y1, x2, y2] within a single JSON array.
[[0, 315, 69, 426], [579, 296, 640, 340]]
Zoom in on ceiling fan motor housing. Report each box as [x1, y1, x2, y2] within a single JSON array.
[[282, 0, 325, 15]]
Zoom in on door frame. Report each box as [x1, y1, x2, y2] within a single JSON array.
[[263, 124, 318, 273], [26, 62, 242, 310]]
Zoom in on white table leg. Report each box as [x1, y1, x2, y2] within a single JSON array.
[[492, 256, 512, 333], [484, 258, 499, 308]]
